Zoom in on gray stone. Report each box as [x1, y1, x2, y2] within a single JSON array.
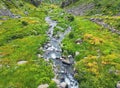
[[75, 51, 80, 56], [17, 61, 28, 65], [62, 59, 71, 65], [38, 84, 49, 88], [60, 82, 68, 88]]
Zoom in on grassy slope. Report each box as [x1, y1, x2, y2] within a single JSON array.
[[62, 16, 120, 88], [43, 0, 63, 4], [0, 0, 120, 88], [103, 16, 120, 30], [0, 1, 56, 88], [66, 0, 120, 16], [0, 1, 74, 87]]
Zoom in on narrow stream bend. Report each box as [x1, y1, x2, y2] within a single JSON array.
[[43, 16, 79, 88]]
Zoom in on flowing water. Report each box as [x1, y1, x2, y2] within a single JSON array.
[[43, 16, 79, 88]]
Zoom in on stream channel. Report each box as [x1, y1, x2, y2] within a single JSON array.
[[43, 16, 79, 88]]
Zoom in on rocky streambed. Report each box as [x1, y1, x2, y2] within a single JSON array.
[[42, 16, 79, 88]]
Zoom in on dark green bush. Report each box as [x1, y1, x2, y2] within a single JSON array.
[[69, 32, 74, 39], [21, 21, 28, 26]]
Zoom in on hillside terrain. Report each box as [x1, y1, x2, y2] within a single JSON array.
[[65, 0, 120, 16], [0, 0, 120, 88]]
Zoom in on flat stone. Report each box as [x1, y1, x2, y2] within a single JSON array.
[[62, 59, 71, 65], [17, 61, 28, 65], [38, 84, 49, 88], [60, 82, 68, 88], [51, 53, 56, 59], [68, 55, 72, 58]]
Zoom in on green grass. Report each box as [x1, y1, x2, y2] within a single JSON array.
[[0, 2, 73, 87], [0, 2, 58, 88], [0, 36, 54, 88], [62, 16, 120, 88], [0, 0, 120, 88], [103, 16, 120, 30]]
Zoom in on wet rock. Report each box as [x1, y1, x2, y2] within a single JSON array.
[[60, 57, 63, 60], [60, 82, 68, 88], [116, 81, 120, 88], [68, 55, 74, 64], [47, 43, 51, 47], [45, 45, 48, 49], [68, 55, 72, 58], [59, 70, 66, 74], [37, 84, 49, 88], [17, 61, 28, 65], [51, 53, 56, 59], [62, 59, 71, 65]]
